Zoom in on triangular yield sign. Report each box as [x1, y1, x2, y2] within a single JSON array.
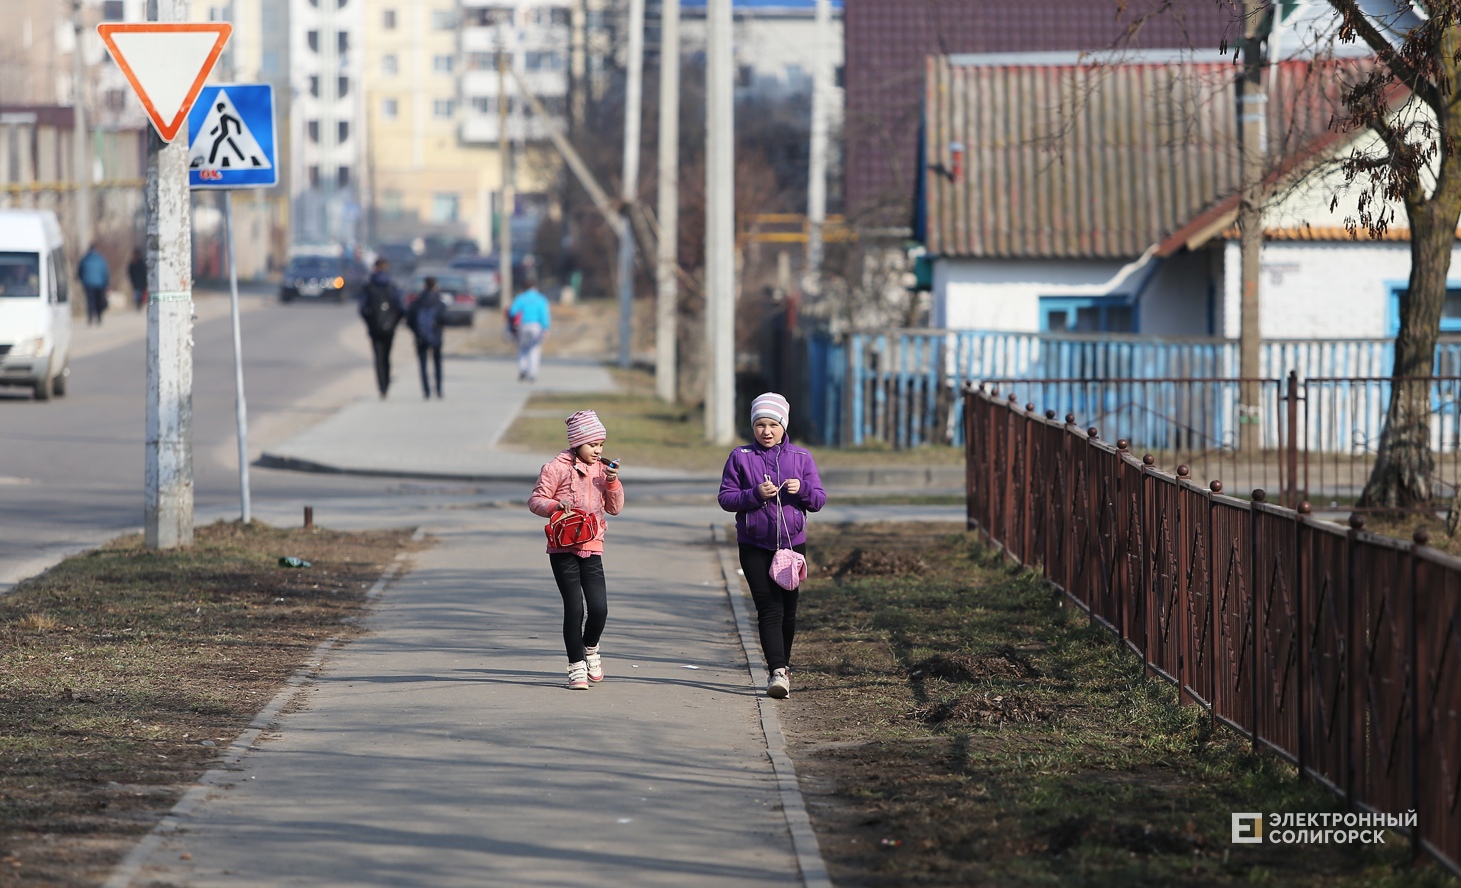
[[97, 23, 233, 142]]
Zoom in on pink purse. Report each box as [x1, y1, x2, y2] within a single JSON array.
[[769, 484, 807, 591]]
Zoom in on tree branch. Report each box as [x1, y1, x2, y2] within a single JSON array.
[[1325, 0, 1440, 110]]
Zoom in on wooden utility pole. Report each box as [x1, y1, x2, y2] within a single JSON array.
[[655, 0, 680, 402], [1238, 0, 1268, 453]]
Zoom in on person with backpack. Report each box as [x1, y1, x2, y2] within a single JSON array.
[[528, 410, 624, 690], [405, 275, 446, 399], [358, 258, 405, 398], [77, 244, 110, 325]]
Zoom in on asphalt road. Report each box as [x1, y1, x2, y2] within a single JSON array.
[[0, 290, 523, 591]]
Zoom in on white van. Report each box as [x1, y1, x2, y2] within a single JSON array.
[[0, 210, 71, 400]]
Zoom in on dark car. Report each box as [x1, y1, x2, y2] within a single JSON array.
[[406, 268, 475, 326], [375, 242, 418, 277], [280, 256, 355, 303], [447, 255, 502, 307]]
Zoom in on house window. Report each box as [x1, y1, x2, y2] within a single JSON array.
[[433, 54, 456, 74], [431, 8, 458, 29], [307, 120, 320, 143], [338, 166, 351, 188], [338, 121, 350, 142], [102, 0, 124, 20], [550, 7, 570, 25], [381, 97, 398, 119], [1387, 285, 1461, 335], [470, 96, 497, 114], [338, 76, 350, 98], [337, 31, 350, 54], [308, 165, 320, 188], [382, 8, 397, 28], [525, 51, 563, 71], [307, 30, 319, 52], [382, 54, 398, 76], [433, 99, 455, 118], [1039, 296, 1136, 333], [432, 193, 460, 223], [381, 190, 403, 218], [309, 75, 320, 98]]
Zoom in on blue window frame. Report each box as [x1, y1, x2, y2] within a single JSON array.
[[1039, 296, 1137, 333], [1387, 282, 1461, 335]]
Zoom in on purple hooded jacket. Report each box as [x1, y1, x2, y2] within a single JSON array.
[[718, 439, 827, 550]]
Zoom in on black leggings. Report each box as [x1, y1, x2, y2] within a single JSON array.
[[739, 543, 805, 673], [549, 553, 607, 663]]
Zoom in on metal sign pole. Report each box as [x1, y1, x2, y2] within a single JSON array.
[[223, 190, 251, 523]]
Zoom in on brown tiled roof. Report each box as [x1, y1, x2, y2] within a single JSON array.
[[843, 0, 1233, 226], [922, 57, 1364, 259]]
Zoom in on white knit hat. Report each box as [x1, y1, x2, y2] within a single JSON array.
[[751, 392, 790, 427]]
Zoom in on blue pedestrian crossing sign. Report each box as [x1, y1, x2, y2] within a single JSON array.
[[187, 83, 276, 189]]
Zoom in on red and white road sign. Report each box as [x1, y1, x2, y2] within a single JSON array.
[[97, 23, 233, 142]]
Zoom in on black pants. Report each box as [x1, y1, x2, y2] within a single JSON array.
[[415, 340, 442, 397], [549, 552, 607, 663], [739, 543, 804, 673], [370, 333, 395, 395], [85, 286, 107, 324]]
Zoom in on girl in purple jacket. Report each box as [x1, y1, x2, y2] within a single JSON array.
[[718, 392, 827, 698]]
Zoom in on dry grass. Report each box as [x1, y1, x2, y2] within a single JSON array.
[[780, 522, 1459, 887], [0, 520, 423, 887]]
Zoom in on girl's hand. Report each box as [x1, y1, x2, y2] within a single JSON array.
[[604, 462, 619, 482], [558, 500, 573, 513], [758, 478, 780, 499], [784, 478, 801, 495]]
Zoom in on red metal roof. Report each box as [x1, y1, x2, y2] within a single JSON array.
[[844, 0, 1234, 226], [922, 57, 1365, 259]]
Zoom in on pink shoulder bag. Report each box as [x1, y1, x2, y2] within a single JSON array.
[[769, 483, 808, 591]]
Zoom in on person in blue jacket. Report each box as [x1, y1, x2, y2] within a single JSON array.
[[717, 392, 827, 699], [405, 276, 446, 399], [77, 244, 110, 325], [507, 273, 551, 382]]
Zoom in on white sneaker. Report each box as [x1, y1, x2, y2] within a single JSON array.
[[584, 645, 604, 682], [567, 661, 589, 690], [767, 667, 790, 699]]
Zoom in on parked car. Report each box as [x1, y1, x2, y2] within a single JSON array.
[[447, 255, 502, 306], [375, 241, 418, 278], [0, 209, 70, 400], [279, 255, 356, 303], [405, 268, 475, 326]]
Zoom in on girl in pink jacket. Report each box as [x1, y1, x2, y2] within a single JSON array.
[[529, 410, 624, 689]]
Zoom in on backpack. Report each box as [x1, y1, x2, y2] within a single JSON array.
[[362, 281, 401, 336]]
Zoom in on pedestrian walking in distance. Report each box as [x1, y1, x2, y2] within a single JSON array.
[[127, 248, 147, 310], [406, 275, 446, 399], [78, 243, 109, 326], [507, 274, 551, 383], [358, 258, 404, 399], [718, 393, 826, 699], [529, 410, 624, 690]]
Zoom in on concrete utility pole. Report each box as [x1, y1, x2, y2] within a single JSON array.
[[655, 0, 680, 402], [71, 0, 92, 258], [705, 0, 735, 444], [803, 0, 831, 298], [145, 0, 194, 549], [1238, 0, 1268, 453], [618, 0, 645, 368], [498, 35, 514, 303], [570, 0, 587, 139]]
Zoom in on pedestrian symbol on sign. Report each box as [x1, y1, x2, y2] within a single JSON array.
[[187, 89, 272, 176]]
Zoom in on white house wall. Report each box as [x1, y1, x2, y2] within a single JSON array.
[[932, 252, 1213, 335]]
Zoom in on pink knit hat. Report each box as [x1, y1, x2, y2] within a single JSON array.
[[565, 410, 608, 448], [751, 392, 790, 427]]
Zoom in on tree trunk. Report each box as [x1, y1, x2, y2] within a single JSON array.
[[1358, 197, 1454, 511]]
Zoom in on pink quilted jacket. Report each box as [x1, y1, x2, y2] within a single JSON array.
[[529, 449, 624, 555]]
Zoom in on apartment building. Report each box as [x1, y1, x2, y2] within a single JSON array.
[[288, 0, 366, 247]]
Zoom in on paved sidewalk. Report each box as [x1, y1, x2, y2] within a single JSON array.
[[258, 353, 716, 484], [112, 502, 816, 887]]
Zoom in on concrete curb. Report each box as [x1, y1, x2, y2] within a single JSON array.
[[254, 451, 722, 486], [101, 548, 412, 888], [711, 524, 833, 888]]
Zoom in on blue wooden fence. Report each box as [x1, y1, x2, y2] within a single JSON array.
[[798, 330, 1461, 448]]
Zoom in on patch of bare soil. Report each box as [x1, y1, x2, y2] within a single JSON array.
[[913, 691, 1051, 726], [833, 547, 930, 579], [0, 521, 425, 888], [911, 650, 1039, 683]]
